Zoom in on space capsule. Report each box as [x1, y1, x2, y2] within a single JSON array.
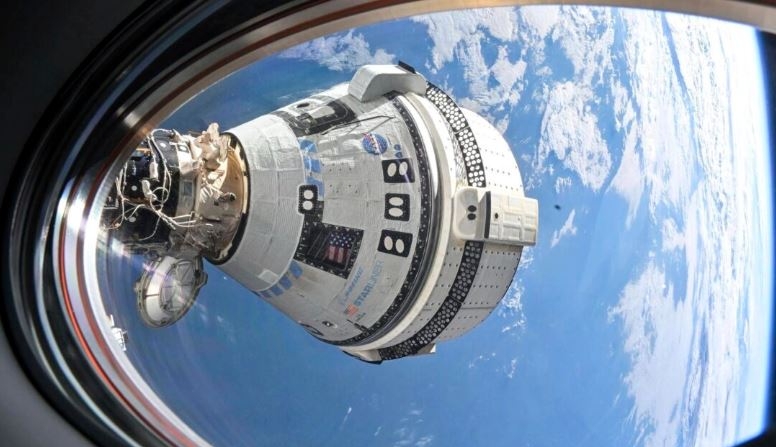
[[102, 63, 538, 363]]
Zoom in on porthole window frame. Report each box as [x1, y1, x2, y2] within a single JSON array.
[[1, 0, 775, 446]]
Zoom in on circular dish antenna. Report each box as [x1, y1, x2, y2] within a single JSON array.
[[135, 255, 208, 327]]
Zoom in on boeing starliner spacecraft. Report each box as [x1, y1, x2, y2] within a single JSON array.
[[102, 63, 538, 363]]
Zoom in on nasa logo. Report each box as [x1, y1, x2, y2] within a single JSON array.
[[362, 133, 388, 154]]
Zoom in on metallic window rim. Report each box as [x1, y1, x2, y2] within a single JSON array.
[[2, 0, 774, 446]]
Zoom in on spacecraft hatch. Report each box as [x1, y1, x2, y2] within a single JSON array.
[[102, 63, 539, 363]]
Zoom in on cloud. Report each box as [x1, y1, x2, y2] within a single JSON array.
[[495, 247, 532, 337], [518, 5, 560, 41], [609, 263, 693, 447], [497, 247, 532, 335], [551, 209, 578, 248], [413, 9, 525, 131], [415, 436, 434, 447], [554, 176, 572, 194], [458, 44, 527, 112], [498, 279, 525, 318], [609, 12, 765, 447], [537, 82, 612, 191], [505, 358, 518, 379], [392, 406, 434, 447], [607, 10, 695, 222], [338, 406, 352, 430], [411, 8, 518, 71], [661, 218, 685, 252], [468, 351, 497, 369], [280, 30, 394, 71], [515, 7, 619, 193], [550, 7, 615, 85], [415, 7, 614, 141], [608, 124, 643, 227]]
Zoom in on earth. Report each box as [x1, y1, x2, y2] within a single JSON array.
[[104, 5, 772, 447]]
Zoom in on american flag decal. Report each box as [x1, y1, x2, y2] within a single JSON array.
[[324, 231, 355, 267], [295, 218, 363, 278], [345, 304, 359, 316], [326, 245, 347, 264]]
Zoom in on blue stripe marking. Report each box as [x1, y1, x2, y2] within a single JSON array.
[[289, 261, 303, 278], [270, 285, 284, 296], [279, 276, 292, 290], [305, 157, 321, 173], [300, 139, 317, 153]]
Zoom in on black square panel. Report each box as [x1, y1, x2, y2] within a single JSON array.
[[298, 185, 318, 214], [377, 229, 413, 257], [384, 193, 410, 221], [382, 158, 415, 183]]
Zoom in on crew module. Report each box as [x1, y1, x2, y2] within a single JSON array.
[[102, 63, 538, 363]]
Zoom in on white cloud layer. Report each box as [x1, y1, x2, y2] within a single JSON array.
[[607, 10, 695, 224], [515, 6, 617, 192], [280, 30, 394, 71], [412, 8, 525, 131], [537, 82, 612, 191], [609, 11, 767, 447], [506, 358, 518, 379], [411, 9, 518, 70], [551, 209, 578, 247], [550, 7, 615, 86], [609, 263, 693, 447], [661, 218, 685, 252], [338, 406, 352, 430], [392, 407, 434, 447], [519, 5, 560, 41]]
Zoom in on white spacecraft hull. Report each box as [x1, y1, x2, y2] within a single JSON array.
[[216, 65, 538, 362], [108, 64, 537, 362]]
